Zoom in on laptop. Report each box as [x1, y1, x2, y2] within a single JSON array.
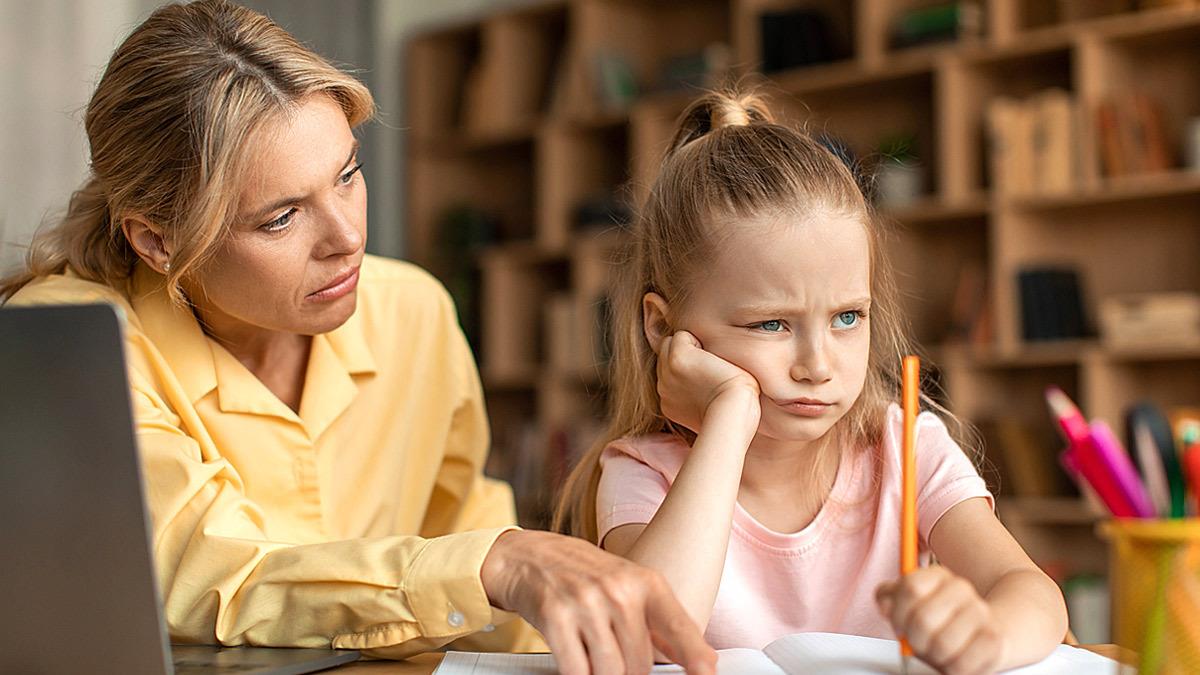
[[0, 303, 360, 674]]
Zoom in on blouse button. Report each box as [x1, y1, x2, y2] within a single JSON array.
[[482, 623, 496, 633], [447, 610, 465, 628]]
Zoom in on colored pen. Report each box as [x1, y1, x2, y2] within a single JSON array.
[[1183, 440, 1200, 516], [1133, 421, 1171, 518], [1045, 387, 1139, 518], [900, 355, 919, 674], [1089, 420, 1156, 518]]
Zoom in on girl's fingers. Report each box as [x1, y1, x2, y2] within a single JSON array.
[[919, 597, 977, 667], [874, 580, 897, 616], [882, 568, 942, 638], [904, 577, 967, 654], [672, 330, 701, 349], [943, 627, 1003, 675]]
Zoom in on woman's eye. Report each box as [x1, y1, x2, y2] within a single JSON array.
[[262, 208, 295, 232], [755, 320, 785, 332], [833, 311, 861, 329], [339, 162, 363, 185]]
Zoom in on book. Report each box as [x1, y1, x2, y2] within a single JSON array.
[[434, 632, 1119, 674]]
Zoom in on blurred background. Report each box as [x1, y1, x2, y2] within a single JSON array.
[[8, 0, 1200, 647]]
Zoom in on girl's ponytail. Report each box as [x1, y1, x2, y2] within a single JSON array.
[[668, 90, 775, 155]]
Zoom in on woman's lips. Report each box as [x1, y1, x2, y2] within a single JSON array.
[[307, 267, 359, 302], [773, 397, 833, 417]]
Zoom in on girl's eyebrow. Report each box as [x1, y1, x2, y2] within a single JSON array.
[[735, 297, 872, 316]]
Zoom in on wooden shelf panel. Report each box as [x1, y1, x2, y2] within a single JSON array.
[[881, 193, 989, 224], [1006, 171, 1200, 211]]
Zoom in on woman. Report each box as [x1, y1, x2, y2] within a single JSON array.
[[0, 2, 714, 674]]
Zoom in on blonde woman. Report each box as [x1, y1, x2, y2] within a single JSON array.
[[0, 2, 715, 673]]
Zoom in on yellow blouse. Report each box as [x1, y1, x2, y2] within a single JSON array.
[[8, 255, 543, 658]]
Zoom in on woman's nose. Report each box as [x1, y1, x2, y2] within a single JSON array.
[[317, 204, 363, 259]]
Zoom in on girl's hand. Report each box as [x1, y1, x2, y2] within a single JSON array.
[[875, 567, 1007, 675], [655, 330, 760, 436]]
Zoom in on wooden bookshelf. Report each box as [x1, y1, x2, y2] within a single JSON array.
[[405, 0, 1200, 628]]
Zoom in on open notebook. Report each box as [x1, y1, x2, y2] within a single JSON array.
[[434, 633, 1120, 675]]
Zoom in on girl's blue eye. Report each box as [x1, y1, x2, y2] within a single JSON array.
[[833, 311, 861, 329], [757, 320, 785, 332], [262, 208, 296, 233]]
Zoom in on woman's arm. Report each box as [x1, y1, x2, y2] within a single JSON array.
[[602, 331, 760, 631], [876, 498, 1068, 674]]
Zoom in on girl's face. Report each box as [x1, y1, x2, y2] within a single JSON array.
[[185, 94, 367, 337], [676, 210, 872, 447]]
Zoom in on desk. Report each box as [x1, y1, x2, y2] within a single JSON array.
[[333, 645, 1131, 674]]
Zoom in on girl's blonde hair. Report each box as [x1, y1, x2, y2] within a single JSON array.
[[0, 0, 374, 304], [554, 89, 953, 542]]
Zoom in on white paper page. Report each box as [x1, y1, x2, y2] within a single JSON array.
[[762, 633, 937, 675], [762, 633, 1121, 675], [436, 648, 786, 675], [435, 652, 559, 675]]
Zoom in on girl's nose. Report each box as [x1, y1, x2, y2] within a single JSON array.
[[790, 335, 832, 384]]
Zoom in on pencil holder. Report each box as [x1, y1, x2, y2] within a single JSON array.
[[1105, 519, 1200, 674]]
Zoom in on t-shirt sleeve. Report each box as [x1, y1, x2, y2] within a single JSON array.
[[914, 412, 994, 545], [594, 443, 672, 544]]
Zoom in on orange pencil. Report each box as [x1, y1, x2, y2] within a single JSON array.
[[900, 356, 920, 672]]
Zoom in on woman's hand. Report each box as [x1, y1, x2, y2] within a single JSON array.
[[875, 567, 1006, 675], [655, 330, 760, 437], [481, 530, 718, 675]]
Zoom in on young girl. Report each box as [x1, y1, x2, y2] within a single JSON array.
[[554, 90, 1068, 674]]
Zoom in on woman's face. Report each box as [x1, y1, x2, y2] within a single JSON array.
[[186, 94, 367, 337]]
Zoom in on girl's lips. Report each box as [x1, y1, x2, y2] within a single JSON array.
[[773, 398, 833, 417], [307, 267, 359, 302]]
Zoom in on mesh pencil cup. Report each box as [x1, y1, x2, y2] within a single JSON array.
[[1105, 519, 1200, 674]]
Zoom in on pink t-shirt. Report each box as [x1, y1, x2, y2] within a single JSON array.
[[595, 403, 993, 651]]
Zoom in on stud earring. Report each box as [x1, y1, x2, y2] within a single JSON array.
[[163, 260, 170, 273]]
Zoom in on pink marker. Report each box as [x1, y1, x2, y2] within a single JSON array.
[[1089, 420, 1155, 518], [1045, 387, 1138, 518]]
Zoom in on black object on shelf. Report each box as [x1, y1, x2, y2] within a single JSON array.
[[759, 9, 846, 73], [1017, 267, 1090, 342]]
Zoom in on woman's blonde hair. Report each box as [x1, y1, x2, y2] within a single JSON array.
[[553, 89, 961, 542], [0, 0, 374, 303]]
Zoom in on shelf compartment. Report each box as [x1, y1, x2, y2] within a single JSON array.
[[891, 215, 989, 348], [479, 252, 568, 383], [406, 145, 536, 272], [558, 0, 731, 122], [536, 122, 631, 253], [939, 43, 1074, 200], [733, 0, 857, 74]]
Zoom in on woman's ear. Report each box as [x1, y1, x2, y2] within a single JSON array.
[[121, 215, 171, 274], [642, 292, 673, 353]]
